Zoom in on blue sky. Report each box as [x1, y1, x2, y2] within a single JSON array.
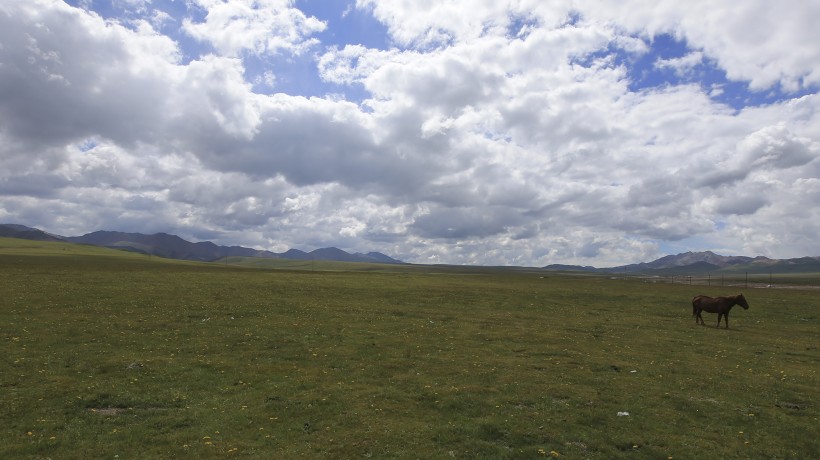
[[1, 1, 819, 266], [621, 33, 816, 110]]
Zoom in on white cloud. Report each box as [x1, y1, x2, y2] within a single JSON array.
[[253, 70, 276, 88], [356, 0, 575, 48], [150, 9, 175, 29], [571, 0, 820, 91], [655, 51, 703, 77], [1, 0, 819, 266], [357, 0, 820, 91], [738, 125, 816, 171], [183, 0, 326, 57]]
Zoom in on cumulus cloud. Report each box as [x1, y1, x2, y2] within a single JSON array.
[[356, 0, 576, 48], [655, 51, 703, 77], [571, 0, 820, 91], [0, 2, 177, 148], [1, 0, 819, 266], [359, 0, 820, 91], [183, 0, 326, 57], [738, 125, 816, 171]]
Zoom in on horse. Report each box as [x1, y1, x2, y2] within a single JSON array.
[[692, 294, 749, 328]]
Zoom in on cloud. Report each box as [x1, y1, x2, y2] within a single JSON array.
[[183, 0, 326, 57], [411, 205, 524, 240], [571, 0, 820, 92], [738, 125, 816, 170], [0, 1, 181, 148], [705, 193, 769, 216], [356, 0, 577, 48], [0, 173, 70, 199], [655, 51, 703, 77], [697, 125, 818, 187], [1, 0, 819, 266], [360, 0, 820, 91]]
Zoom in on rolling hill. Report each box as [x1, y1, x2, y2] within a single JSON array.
[[0, 224, 404, 264], [0, 223, 64, 242]]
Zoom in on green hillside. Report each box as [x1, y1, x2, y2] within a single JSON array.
[[0, 237, 211, 266], [0, 236, 135, 256]]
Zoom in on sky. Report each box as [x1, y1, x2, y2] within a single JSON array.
[[1, 0, 819, 267]]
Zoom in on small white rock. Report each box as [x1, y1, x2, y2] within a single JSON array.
[[617, 411, 630, 417]]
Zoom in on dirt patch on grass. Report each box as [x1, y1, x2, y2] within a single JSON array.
[[89, 407, 128, 416]]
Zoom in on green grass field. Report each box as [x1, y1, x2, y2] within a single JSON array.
[[2, 238, 818, 458]]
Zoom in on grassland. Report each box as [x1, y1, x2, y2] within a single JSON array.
[[1, 238, 818, 458]]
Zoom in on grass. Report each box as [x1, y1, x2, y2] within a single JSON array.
[[1, 238, 818, 458]]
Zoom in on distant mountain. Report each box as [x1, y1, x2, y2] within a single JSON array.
[[302, 247, 402, 264], [606, 251, 760, 273], [280, 248, 311, 260], [65, 231, 404, 264], [64, 231, 279, 262], [2, 224, 814, 271], [0, 224, 404, 264], [738, 256, 820, 274], [543, 251, 820, 274], [310, 247, 361, 262], [0, 224, 64, 242], [276, 247, 403, 264], [358, 251, 404, 264], [541, 264, 598, 272]]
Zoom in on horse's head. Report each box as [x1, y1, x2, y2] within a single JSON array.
[[737, 293, 750, 309]]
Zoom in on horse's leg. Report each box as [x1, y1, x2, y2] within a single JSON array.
[[716, 312, 723, 328], [725, 312, 729, 329]]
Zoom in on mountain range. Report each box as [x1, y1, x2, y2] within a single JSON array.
[[543, 250, 820, 274], [0, 223, 65, 242], [2, 223, 819, 273], [0, 224, 403, 264]]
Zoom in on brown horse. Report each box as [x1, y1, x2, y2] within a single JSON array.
[[692, 294, 749, 328]]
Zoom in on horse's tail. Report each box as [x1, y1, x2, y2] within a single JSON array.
[[692, 296, 701, 316]]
